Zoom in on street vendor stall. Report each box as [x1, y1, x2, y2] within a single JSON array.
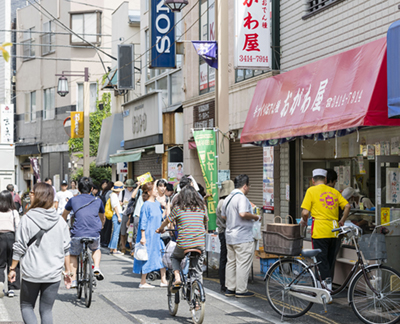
[[240, 37, 400, 283]]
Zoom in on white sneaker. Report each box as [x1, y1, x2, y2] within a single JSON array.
[[139, 283, 155, 289], [7, 290, 14, 298], [93, 268, 104, 281]]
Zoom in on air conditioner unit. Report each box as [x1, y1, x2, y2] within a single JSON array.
[[118, 44, 135, 90]]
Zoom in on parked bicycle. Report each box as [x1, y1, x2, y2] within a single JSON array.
[[165, 231, 206, 324], [264, 225, 400, 324], [76, 238, 96, 308]]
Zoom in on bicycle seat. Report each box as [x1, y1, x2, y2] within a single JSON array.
[[80, 238, 94, 244], [184, 249, 202, 257], [301, 249, 322, 258]]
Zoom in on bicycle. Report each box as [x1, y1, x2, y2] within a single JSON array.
[[165, 235, 206, 324], [76, 238, 96, 308], [264, 225, 400, 324]]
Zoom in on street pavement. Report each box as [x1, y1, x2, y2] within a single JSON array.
[[0, 249, 360, 324]]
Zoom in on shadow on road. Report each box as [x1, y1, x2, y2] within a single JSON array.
[[129, 308, 193, 323]]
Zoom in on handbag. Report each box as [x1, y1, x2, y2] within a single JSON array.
[[134, 242, 148, 261]]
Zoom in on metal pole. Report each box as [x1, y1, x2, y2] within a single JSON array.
[[83, 78, 90, 177]]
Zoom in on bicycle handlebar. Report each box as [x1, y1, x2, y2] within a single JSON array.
[[331, 228, 341, 232]]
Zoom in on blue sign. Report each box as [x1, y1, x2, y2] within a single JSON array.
[[387, 20, 400, 118], [150, 0, 176, 68]]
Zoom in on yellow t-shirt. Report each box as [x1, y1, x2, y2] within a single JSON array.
[[301, 184, 348, 239]]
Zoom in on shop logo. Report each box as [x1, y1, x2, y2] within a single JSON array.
[[319, 192, 338, 210]]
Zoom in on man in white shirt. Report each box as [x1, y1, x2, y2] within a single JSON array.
[[55, 180, 73, 216]]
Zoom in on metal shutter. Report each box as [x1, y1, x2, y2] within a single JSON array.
[[133, 152, 162, 180], [229, 141, 263, 208]]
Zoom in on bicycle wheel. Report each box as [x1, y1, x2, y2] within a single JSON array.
[[349, 265, 400, 324], [191, 280, 205, 324], [167, 276, 179, 316], [76, 254, 82, 299], [265, 258, 316, 318], [84, 252, 94, 308]]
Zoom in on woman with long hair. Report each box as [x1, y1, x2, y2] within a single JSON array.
[[155, 179, 170, 216], [157, 186, 208, 288], [0, 190, 20, 297], [100, 181, 114, 247], [133, 181, 168, 288], [8, 183, 72, 324]]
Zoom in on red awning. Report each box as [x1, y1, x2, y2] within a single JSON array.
[[241, 38, 400, 144]]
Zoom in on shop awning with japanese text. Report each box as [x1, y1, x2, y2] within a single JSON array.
[[241, 37, 400, 144]]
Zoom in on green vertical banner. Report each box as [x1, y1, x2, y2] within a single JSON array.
[[193, 130, 218, 231]]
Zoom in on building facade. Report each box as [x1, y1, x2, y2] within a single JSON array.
[[15, 0, 120, 192]]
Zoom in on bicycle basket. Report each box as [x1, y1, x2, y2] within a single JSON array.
[[262, 230, 303, 256], [359, 233, 387, 260]]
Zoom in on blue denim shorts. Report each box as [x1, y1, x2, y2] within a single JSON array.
[[69, 236, 100, 256]]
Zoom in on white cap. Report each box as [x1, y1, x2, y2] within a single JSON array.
[[342, 187, 358, 200], [312, 169, 327, 178]]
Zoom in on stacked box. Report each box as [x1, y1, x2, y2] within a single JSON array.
[[259, 258, 278, 276]]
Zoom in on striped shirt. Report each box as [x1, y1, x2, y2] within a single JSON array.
[[167, 206, 208, 249]]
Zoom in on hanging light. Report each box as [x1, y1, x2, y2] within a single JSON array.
[[164, 0, 188, 12], [57, 75, 69, 97]]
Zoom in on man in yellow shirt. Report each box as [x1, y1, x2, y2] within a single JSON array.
[[300, 169, 351, 283]]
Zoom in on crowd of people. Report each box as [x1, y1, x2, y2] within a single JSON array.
[[0, 172, 262, 323]]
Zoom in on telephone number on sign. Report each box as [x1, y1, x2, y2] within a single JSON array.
[[239, 55, 269, 63]]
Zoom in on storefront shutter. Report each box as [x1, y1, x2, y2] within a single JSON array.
[[229, 141, 263, 208], [133, 152, 162, 180]]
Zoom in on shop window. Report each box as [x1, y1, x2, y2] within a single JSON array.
[[22, 27, 35, 60], [25, 91, 36, 123], [302, 0, 345, 20], [77, 83, 97, 112], [41, 21, 55, 56], [235, 69, 266, 83], [199, 0, 215, 95], [70, 11, 101, 45], [43, 88, 55, 120]]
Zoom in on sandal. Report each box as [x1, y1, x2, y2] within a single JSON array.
[[170, 280, 182, 293]]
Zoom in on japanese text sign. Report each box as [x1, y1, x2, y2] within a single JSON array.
[[241, 38, 400, 144], [234, 0, 271, 70], [150, 0, 176, 68], [1, 104, 13, 143], [386, 168, 400, 204], [137, 172, 154, 185], [71, 112, 84, 138], [193, 130, 219, 230]]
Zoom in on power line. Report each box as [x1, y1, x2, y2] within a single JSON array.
[[12, 42, 111, 50], [0, 29, 111, 37], [63, 0, 114, 11], [12, 55, 111, 63], [27, 0, 116, 61]]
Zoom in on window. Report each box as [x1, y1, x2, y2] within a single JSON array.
[[199, 0, 215, 95], [22, 27, 35, 59], [43, 88, 55, 120], [41, 21, 55, 55], [171, 70, 183, 105], [302, 0, 345, 19], [70, 11, 101, 45], [77, 83, 97, 112], [25, 91, 36, 122], [235, 69, 267, 83]]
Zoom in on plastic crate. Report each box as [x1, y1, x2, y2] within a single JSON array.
[[260, 258, 279, 276]]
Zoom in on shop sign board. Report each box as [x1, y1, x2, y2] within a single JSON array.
[[193, 101, 215, 129], [150, 0, 175, 68], [168, 162, 184, 183], [234, 0, 271, 70], [193, 130, 218, 231], [387, 168, 400, 204], [117, 162, 128, 174], [263, 146, 274, 210], [0, 104, 13, 143], [123, 92, 163, 142]]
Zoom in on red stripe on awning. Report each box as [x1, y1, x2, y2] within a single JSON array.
[[241, 38, 400, 144]]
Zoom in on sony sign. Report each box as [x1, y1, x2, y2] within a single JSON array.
[[150, 0, 176, 68]]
